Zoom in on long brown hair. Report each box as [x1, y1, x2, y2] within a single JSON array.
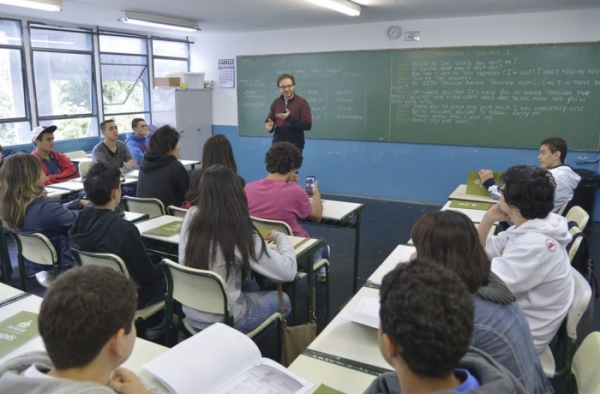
[[185, 135, 239, 206], [411, 210, 490, 293], [201, 134, 238, 173], [183, 165, 266, 279], [0, 154, 45, 231]]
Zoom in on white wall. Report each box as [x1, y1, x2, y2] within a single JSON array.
[[190, 8, 600, 125]]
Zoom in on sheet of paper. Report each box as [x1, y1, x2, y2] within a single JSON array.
[[212, 359, 312, 394], [340, 297, 380, 329]]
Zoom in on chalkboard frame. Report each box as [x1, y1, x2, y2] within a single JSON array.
[[237, 43, 600, 151]]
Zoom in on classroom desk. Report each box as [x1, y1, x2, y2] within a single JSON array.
[[0, 284, 24, 306], [0, 287, 170, 392], [70, 176, 138, 186], [307, 286, 391, 372], [289, 354, 377, 394], [366, 245, 415, 286], [44, 187, 72, 199], [124, 212, 149, 223], [301, 199, 365, 294], [44, 180, 85, 192], [441, 200, 488, 223], [135, 216, 324, 320], [448, 184, 498, 204], [72, 157, 199, 171], [178, 159, 200, 170], [406, 222, 496, 246]]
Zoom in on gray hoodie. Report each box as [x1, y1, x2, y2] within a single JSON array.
[[364, 347, 529, 394], [0, 351, 113, 394]]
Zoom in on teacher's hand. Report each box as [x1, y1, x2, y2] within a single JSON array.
[[276, 109, 290, 120], [265, 119, 274, 132]]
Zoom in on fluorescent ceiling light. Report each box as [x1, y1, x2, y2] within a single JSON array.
[[121, 11, 200, 33], [305, 0, 361, 16], [0, 0, 62, 12]]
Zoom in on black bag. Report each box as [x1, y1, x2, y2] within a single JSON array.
[[567, 222, 599, 299]]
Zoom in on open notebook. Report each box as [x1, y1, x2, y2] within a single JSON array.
[[143, 323, 313, 394]]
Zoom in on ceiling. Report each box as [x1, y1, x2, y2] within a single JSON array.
[[0, 0, 599, 37]]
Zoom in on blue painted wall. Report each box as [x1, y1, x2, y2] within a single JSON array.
[[214, 125, 600, 221]]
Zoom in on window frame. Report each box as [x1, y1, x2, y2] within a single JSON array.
[[151, 37, 190, 79], [28, 23, 98, 130], [99, 31, 152, 129], [0, 18, 31, 129]]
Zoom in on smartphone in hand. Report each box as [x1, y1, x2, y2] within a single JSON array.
[[305, 175, 315, 195]]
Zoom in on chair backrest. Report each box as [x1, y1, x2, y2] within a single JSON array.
[[571, 331, 600, 394], [122, 196, 165, 219], [161, 258, 232, 324], [11, 232, 57, 266], [567, 206, 590, 232], [568, 231, 583, 263], [567, 267, 593, 340], [557, 201, 569, 216], [251, 216, 292, 236], [71, 249, 129, 278], [64, 150, 87, 159], [78, 160, 93, 177], [167, 205, 188, 218]]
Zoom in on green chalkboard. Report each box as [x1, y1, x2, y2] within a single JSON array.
[[237, 44, 600, 150]]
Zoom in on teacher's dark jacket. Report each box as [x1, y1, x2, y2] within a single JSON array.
[[266, 94, 312, 151], [137, 153, 189, 210]]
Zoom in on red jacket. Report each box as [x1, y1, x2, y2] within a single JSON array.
[[31, 150, 79, 185]]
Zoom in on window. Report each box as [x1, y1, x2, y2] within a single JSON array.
[[152, 39, 189, 77], [99, 34, 151, 133], [0, 19, 192, 147], [30, 25, 97, 140], [0, 19, 30, 145]]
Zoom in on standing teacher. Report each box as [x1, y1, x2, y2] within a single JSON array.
[[265, 74, 312, 154]]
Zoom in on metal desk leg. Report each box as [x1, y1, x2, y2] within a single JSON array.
[[307, 253, 315, 322], [352, 211, 363, 294]]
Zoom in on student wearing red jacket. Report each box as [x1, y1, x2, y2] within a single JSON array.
[[30, 125, 78, 186]]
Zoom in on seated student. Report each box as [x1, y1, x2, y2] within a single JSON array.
[[479, 137, 580, 213], [411, 210, 552, 394], [92, 119, 137, 174], [137, 125, 189, 209], [0, 266, 151, 394], [183, 134, 244, 209], [366, 259, 528, 394], [477, 165, 574, 352], [69, 161, 165, 310], [245, 142, 329, 281], [179, 165, 297, 333], [0, 154, 86, 272], [30, 126, 78, 185], [125, 118, 150, 165]]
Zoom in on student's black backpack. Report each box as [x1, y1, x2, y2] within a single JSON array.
[[567, 223, 599, 299]]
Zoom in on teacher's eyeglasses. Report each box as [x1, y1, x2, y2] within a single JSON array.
[[279, 84, 294, 90]]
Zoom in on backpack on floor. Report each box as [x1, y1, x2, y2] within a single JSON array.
[[567, 223, 599, 299]]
